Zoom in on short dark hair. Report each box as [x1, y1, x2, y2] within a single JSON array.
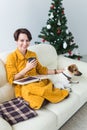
[[14, 28, 32, 41]]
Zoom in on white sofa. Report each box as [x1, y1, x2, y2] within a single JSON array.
[[0, 44, 87, 130]]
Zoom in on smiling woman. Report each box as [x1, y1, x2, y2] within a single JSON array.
[[5, 28, 69, 110], [13, 28, 32, 55]]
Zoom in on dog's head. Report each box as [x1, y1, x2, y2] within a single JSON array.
[[68, 64, 82, 76]]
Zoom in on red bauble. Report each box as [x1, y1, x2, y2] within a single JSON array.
[[57, 29, 61, 34], [50, 4, 55, 9], [77, 56, 80, 60], [68, 50, 72, 55], [62, 10, 64, 14], [42, 39, 45, 42]]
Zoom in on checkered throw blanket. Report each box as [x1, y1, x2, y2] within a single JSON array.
[[0, 97, 37, 125]]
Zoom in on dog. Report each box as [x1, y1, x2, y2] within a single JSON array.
[[56, 64, 82, 91]]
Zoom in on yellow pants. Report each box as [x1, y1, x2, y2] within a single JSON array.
[[15, 79, 69, 109]]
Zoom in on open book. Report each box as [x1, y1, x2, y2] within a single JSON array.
[[13, 75, 48, 85]]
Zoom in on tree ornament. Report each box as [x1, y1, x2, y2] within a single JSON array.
[[70, 42, 74, 45], [63, 42, 67, 49], [42, 39, 45, 42], [58, 20, 61, 26], [77, 56, 80, 60], [57, 29, 61, 34], [49, 13, 54, 19], [68, 50, 72, 55], [47, 24, 51, 29], [50, 4, 55, 9], [62, 8, 64, 14]]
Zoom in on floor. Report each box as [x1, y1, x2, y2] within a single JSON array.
[[59, 103, 87, 130]]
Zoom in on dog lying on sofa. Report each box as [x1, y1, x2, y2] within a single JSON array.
[[48, 64, 82, 91], [56, 64, 82, 90]]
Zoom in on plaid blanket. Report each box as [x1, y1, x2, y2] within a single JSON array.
[[0, 97, 37, 125]]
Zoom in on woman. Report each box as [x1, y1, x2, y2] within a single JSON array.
[[5, 28, 69, 109]]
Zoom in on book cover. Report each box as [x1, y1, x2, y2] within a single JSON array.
[[13, 75, 48, 85]]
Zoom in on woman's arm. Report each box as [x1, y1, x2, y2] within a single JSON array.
[[47, 69, 64, 75]]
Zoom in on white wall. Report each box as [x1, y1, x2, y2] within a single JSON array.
[[63, 0, 87, 55], [0, 0, 87, 55], [0, 0, 51, 52]]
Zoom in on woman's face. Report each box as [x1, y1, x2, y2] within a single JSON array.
[[16, 33, 30, 54]]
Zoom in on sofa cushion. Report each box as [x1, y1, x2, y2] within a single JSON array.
[[70, 76, 87, 104], [0, 97, 37, 125], [12, 108, 57, 130], [29, 44, 58, 69], [44, 93, 81, 129]]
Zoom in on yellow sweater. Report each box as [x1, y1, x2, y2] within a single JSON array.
[[5, 48, 69, 109]]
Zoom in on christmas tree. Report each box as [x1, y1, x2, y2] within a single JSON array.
[[35, 0, 82, 60]]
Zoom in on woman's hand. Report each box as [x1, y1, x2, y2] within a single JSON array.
[[14, 59, 37, 80], [25, 59, 37, 71]]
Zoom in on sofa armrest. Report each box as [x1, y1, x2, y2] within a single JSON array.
[[0, 83, 15, 103], [57, 55, 87, 78], [0, 117, 12, 130]]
